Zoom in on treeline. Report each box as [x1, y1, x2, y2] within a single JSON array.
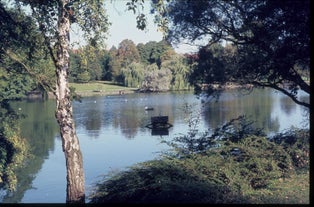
[[69, 39, 192, 92]]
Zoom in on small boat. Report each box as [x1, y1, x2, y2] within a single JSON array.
[[146, 116, 173, 129], [145, 106, 154, 111]]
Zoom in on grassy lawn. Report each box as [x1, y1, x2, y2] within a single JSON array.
[[69, 81, 138, 96]]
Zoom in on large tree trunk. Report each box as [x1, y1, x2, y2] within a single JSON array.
[[55, 0, 85, 203]]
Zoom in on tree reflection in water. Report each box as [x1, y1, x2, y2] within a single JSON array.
[[0, 89, 309, 203], [1, 100, 58, 203]]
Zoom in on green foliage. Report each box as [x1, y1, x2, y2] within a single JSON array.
[[1, 99, 60, 202], [163, 114, 309, 195], [121, 62, 144, 88], [126, 0, 147, 30], [0, 2, 54, 100], [105, 39, 142, 84], [2, 0, 110, 93], [270, 128, 309, 170], [137, 40, 172, 67], [136, 43, 150, 65], [161, 54, 191, 90], [70, 46, 106, 82], [189, 43, 230, 96], [0, 65, 35, 101], [68, 37, 192, 91], [0, 102, 29, 191], [166, 115, 266, 155], [0, 1, 40, 53], [89, 159, 236, 204], [99, 50, 113, 81], [91, 39, 192, 91], [140, 65, 172, 92], [90, 112, 309, 203], [17, 0, 109, 47], [117, 39, 141, 67], [76, 71, 90, 83], [152, 0, 310, 108]]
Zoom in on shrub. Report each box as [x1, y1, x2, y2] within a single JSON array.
[[90, 115, 309, 203], [89, 159, 239, 203], [270, 128, 309, 170], [0, 121, 29, 191]]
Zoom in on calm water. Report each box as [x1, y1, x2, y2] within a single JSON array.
[[1, 88, 309, 203]]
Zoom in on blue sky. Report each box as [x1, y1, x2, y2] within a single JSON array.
[[105, 0, 198, 53], [71, 0, 198, 53], [105, 0, 163, 49]]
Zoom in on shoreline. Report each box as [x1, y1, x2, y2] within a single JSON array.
[[26, 80, 310, 99], [26, 84, 252, 99], [74, 89, 137, 97], [208, 82, 254, 90]]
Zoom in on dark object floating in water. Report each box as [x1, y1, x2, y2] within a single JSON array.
[[146, 116, 173, 129], [151, 128, 169, 136], [145, 106, 154, 111]]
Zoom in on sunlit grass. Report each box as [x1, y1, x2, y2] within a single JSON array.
[[69, 81, 137, 96]]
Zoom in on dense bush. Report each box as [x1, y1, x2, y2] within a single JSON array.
[[270, 128, 309, 170], [89, 116, 309, 204], [89, 159, 237, 203], [0, 103, 29, 191]]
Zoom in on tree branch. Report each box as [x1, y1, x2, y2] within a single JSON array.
[[252, 81, 309, 108], [2, 48, 54, 93], [30, 6, 58, 68]]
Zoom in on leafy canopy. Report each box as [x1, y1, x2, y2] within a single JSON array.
[[144, 0, 310, 108]]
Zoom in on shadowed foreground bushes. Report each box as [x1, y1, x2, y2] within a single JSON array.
[[89, 159, 239, 203], [89, 117, 309, 204]]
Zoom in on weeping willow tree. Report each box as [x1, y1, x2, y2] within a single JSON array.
[[160, 55, 191, 91], [121, 62, 145, 88], [1, 0, 109, 203]]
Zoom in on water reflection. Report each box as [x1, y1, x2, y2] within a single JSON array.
[[201, 89, 280, 133], [280, 96, 296, 115], [73, 89, 308, 140], [279, 93, 309, 118], [1, 88, 309, 203], [1, 100, 59, 203], [74, 93, 181, 139]]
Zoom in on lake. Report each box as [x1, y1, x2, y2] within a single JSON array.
[[0, 88, 309, 203]]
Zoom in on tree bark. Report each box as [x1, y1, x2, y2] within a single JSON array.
[[55, 0, 85, 203]]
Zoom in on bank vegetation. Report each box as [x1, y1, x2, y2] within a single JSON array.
[[89, 116, 309, 204]]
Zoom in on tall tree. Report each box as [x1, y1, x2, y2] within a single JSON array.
[[147, 0, 310, 108], [69, 45, 104, 83], [136, 42, 149, 65], [161, 54, 191, 90], [107, 46, 124, 84], [0, 2, 44, 193], [117, 39, 140, 67], [100, 50, 112, 81], [136, 40, 172, 67], [121, 62, 145, 88], [2, 0, 109, 203], [140, 63, 172, 92]]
